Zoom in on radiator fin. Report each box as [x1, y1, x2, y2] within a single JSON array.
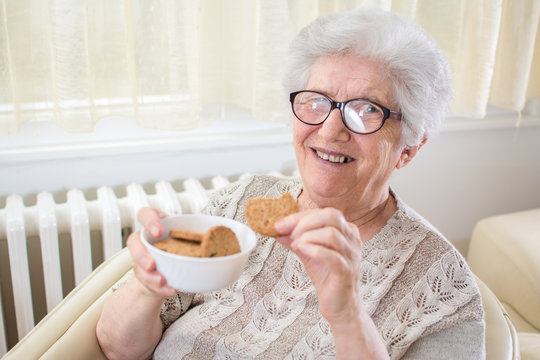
[[6, 195, 35, 339], [182, 178, 209, 213], [37, 192, 63, 312], [97, 187, 122, 260], [126, 183, 150, 232], [155, 181, 182, 216], [67, 189, 93, 286]]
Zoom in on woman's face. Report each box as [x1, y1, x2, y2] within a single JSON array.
[[293, 54, 409, 211]]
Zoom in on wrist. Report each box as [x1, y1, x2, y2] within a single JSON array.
[[130, 278, 168, 303], [330, 307, 389, 360], [329, 304, 365, 334], [324, 291, 364, 329]]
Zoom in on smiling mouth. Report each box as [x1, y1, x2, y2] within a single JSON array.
[[315, 150, 354, 164]]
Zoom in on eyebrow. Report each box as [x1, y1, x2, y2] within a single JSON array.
[[306, 88, 389, 107]]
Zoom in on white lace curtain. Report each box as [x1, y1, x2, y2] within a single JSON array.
[[1, 0, 539, 136]]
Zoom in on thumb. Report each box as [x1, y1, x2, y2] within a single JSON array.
[[274, 212, 300, 235], [274, 213, 300, 249]]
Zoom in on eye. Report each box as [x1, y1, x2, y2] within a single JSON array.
[[302, 93, 327, 104], [347, 101, 381, 115], [310, 99, 330, 114], [363, 104, 379, 113], [296, 93, 330, 113]]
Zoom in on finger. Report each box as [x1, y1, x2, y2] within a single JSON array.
[[276, 208, 359, 255], [274, 207, 313, 235], [292, 226, 355, 262], [137, 207, 168, 238], [296, 240, 350, 274], [128, 233, 176, 297], [342, 220, 361, 247], [275, 234, 294, 250], [127, 232, 155, 271], [133, 265, 176, 297], [275, 210, 315, 248], [293, 227, 361, 280], [132, 264, 164, 287], [290, 208, 349, 240]]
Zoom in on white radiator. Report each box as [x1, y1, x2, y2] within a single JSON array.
[[0, 171, 291, 355]]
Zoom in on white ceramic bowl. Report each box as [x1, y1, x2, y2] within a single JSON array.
[[141, 214, 257, 293]]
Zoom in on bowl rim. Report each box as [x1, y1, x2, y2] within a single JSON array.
[[141, 214, 257, 263]]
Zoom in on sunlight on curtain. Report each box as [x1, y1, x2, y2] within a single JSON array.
[[490, 0, 540, 112], [0, 0, 201, 136], [0, 0, 539, 136], [413, 1, 503, 117]]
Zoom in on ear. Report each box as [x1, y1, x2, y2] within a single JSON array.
[[396, 137, 427, 169]]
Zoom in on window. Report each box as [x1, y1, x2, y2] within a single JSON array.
[[1, 0, 539, 138]]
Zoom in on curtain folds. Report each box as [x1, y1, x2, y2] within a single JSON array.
[[1, 0, 539, 136]]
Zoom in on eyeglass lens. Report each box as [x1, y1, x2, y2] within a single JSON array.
[[292, 91, 385, 134]]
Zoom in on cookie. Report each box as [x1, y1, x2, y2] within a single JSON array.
[[245, 192, 298, 237], [200, 226, 241, 257], [154, 237, 202, 257], [154, 226, 241, 258], [169, 229, 203, 243]]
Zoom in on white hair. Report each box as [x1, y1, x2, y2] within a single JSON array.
[[282, 8, 453, 146]]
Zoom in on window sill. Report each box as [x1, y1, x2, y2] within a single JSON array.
[[0, 112, 293, 165], [1, 109, 539, 165], [442, 113, 540, 132]]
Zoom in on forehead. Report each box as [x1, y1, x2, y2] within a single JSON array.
[[306, 55, 393, 105]]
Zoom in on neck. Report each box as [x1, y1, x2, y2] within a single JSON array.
[[298, 187, 397, 241]]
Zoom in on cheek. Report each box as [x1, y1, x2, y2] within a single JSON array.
[[377, 122, 403, 151], [292, 122, 311, 151], [374, 125, 405, 165], [353, 123, 402, 168]]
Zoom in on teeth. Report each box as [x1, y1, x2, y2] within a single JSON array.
[[316, 150, 350, 163], [317, 151, 329, 161]]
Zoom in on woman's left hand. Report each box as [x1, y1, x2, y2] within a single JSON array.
[[275, 208, 364, 325]]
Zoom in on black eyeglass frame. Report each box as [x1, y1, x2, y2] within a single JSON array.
[[289, 90, 402, 135]]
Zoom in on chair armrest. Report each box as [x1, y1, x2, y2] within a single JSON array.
[[467, 208, 540, 331], [475, 275, 520, 360], [3, 248, 132, 360]]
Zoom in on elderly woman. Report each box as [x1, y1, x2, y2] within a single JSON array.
[[97, 8, 484, 359]]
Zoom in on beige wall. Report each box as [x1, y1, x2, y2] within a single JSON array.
[[391, 124, 540, 254]]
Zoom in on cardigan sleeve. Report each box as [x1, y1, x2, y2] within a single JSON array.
[[401, 320, 485, 359]]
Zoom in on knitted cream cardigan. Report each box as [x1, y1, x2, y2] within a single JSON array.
[[152, 175, 484, 359]]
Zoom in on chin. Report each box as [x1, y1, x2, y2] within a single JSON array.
[[303, 172, 350, 201]]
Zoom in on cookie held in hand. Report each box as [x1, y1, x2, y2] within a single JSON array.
[[245, 192, 298, 237]]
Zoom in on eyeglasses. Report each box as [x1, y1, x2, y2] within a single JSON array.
[[290, 90, 402, 135]]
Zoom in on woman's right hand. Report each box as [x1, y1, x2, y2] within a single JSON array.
[[127, 206, 176, 297], [98, 207, 175, 359]]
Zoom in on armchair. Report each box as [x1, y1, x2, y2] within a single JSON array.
[[1, 249, 131, 360], [468, 208, 540, 360], [1, 226, 524, 359]]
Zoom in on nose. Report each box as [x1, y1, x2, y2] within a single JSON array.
[[318, 107, 351, 141]]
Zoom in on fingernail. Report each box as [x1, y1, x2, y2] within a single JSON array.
[[150, 224, 160, 238], [275, 217, 288, 232]]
